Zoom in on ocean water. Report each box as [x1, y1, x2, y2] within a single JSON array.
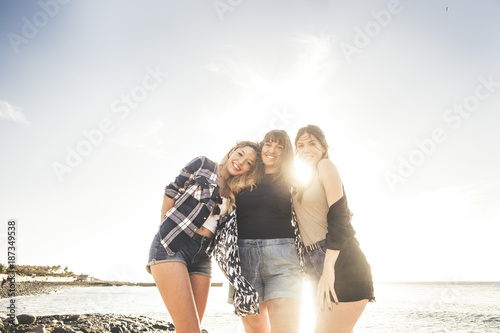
[[1, 282, 499, 332]]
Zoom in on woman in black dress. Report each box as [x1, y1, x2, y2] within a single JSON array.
[[293, 125, 374, 333]]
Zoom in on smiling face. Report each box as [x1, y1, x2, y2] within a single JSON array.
[[295, 132, 326, 166], [261, 140, 284, 173], [226, 146, 258, 176]]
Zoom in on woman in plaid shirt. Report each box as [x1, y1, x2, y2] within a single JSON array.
[[146, 141, 261, 333]]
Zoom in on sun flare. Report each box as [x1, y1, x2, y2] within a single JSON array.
[[295, 159, 313, 185]]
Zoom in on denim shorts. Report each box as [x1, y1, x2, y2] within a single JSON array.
[[146, 231, 212, 277], [228, 238, 302, 303]]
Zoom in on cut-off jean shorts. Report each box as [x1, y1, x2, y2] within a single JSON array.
[[146, 231, 212, 277], [228, 238, 302, 303]]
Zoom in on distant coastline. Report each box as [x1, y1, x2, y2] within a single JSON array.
[[0, 273, 224, 299], [0, 279, 153, 299]]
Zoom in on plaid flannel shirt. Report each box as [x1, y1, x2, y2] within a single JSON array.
[[160, 156, 220, 256]]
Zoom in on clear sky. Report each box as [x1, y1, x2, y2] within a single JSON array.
[[1, 0, 499, 283]]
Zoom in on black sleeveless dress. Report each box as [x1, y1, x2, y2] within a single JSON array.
[[296, 184, 375, 303]]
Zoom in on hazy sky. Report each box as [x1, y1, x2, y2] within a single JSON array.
[[1, 0, 499, 283]]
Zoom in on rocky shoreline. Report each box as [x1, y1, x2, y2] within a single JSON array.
[[0, 282, 208, 332], [1, 282, 67, 299], [0, 313, 176, 333]]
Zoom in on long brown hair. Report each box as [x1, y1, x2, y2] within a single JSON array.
[[294, 125, 330, 202], [294, 124, 329, 159], [219, 141, 262, 213], [260, 129, 296, 188]]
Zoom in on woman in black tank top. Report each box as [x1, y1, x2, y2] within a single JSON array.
[[231, 129, 304, 333]]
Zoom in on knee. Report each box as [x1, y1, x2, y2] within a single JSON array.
[[245, 314, 267, 326], [243, 314, 270, 333]]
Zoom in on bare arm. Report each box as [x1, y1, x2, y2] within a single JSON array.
[[318, 159, 343, 207], [160, 195, 175, 222], [317, 159, 343, 310]]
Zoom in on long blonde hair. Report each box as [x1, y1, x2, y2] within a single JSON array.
[[219, 141, 262, 213]]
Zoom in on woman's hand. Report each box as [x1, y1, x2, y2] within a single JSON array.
[[317, 265, 338, 311], [317, 249, 340, 311]]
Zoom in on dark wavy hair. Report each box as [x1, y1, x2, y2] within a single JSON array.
[[294, 124, 330, 159]]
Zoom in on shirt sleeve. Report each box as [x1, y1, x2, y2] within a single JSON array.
[[164, 156, 204, 200], [325, 195, 356, 251]]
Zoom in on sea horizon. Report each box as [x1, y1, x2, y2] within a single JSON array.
[[3, 272, 500, 284]]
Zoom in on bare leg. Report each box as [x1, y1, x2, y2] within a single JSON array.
[[241, 302, 270, 333], [190, 274, 211, 324], [314, 299, 368, 333], [151, 262, 201, 333], [267, 298, 301, 333]]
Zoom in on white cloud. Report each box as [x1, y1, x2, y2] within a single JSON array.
[[0, 100, 29, 124]]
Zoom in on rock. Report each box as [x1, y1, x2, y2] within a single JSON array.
[[0, 313, 175, 333], [110, 326, 123, 333], [67, 315, 81, 321], [17, 314, 37, 325], [28, 324, 47, 333], [153, 322, 175, 330], [52, 327, 77, 333], [4, 317, 18, 325]]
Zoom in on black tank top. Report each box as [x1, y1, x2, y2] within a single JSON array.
[[236, 173, 295, 239]]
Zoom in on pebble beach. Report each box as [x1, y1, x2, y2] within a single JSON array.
[[0, 281, 178, 333], [0, 313, 176, 333]]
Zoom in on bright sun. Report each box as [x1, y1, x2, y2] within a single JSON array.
[[295, 159, 313, 185]]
